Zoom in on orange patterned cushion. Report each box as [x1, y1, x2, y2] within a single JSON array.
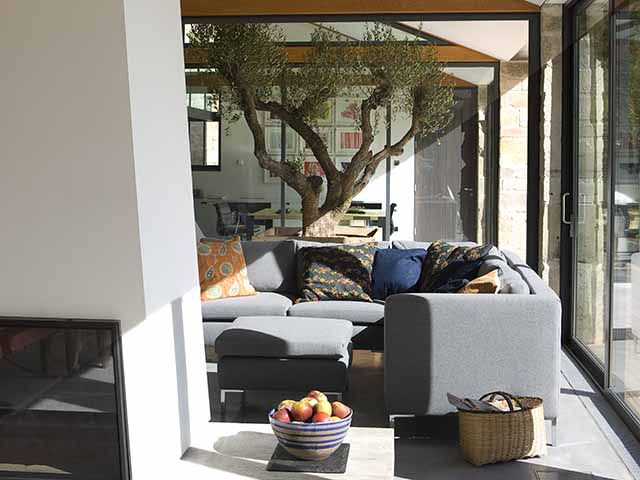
[[457, 269, 500, 294], [197, 236, 256, 301]]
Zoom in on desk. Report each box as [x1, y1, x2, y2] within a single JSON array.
[[249, 208, 385, 223], [247, 208, 386, 238]]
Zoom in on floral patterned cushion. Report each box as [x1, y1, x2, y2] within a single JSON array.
[[418, 240, 493, 293], [198, 236, 256, 301], [298, 243, 376, 303]]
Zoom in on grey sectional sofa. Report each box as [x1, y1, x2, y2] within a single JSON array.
[[202, 240, 388, 351], [384, 248, 561, 442], [200, 239, 561, 433]]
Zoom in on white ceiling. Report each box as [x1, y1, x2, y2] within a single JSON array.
[[401, 21, 529, 62], [445, 67, 496, 86]]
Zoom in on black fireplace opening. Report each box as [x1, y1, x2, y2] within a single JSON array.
[[0, 319, 130, 480]]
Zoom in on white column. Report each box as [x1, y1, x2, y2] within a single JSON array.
[[0, 1, 209, 477]]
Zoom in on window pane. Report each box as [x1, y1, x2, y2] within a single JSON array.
[[205, 121, 220, 167], [573, 0, 610, 365], [190, 93, 205, 110], [610, 0, 640, 418], [190, 121, 205, 166]]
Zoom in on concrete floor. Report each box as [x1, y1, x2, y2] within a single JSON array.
[[208, 350, 640, 480]]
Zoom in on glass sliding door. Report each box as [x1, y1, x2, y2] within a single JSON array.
[[572, 0, 611, 369], [568, 0, 640, 433], [610, 0, 640, 422]]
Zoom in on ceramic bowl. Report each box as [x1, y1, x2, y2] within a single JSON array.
[[268, 408, 352, 461]]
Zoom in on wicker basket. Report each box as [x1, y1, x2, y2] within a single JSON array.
[[458, 391, 547, 466]]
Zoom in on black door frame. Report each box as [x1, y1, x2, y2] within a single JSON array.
[[184, 13, 541, 266], [562, 0, 640, 439]]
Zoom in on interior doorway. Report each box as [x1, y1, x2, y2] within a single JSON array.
[[414, 87, 480, 242]]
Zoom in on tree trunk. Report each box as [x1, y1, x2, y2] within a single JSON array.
[[301, 193, 344, 237], [304, 211, 341, 237]]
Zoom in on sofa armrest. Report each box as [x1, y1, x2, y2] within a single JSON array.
[[384, 293, 561, 419]]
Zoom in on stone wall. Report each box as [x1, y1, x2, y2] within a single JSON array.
[[540, 4, 563, 294], [499, 61, 529, 261]]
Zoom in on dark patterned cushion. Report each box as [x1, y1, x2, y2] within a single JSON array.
[[418, 240, 493, 293], [298, 243, 376, 303]]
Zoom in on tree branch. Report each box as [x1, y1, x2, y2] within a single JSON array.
[[235, 82, 309, 194], [354, 99, 424, 195], [255, 99, 340, 183]]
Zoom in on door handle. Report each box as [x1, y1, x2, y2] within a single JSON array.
[[562, 193, 571, 225]]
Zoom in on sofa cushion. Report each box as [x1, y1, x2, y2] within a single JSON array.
[[201, 292, 292, 320], [294, 240, 387, 283], [430, 259, 485, 293], [502, 250, 550, 296], [198, 236, 256, 300], [458, 269, 500, 294], [288, 300, 384, 325], [298, 243, 376, 302], [418, 240, 493, 292], [371, 248, 426, 300], [215, 316, 352, 359], [241, 240, 297, 293], [478, 247, 530, 294]]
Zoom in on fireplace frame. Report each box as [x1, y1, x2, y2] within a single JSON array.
[[0, 317, 131, 480]]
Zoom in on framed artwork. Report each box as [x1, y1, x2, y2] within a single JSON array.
[[303, 159, 327, 178], [336, 127, 363, 154], [265, 126, 298, 154], [303, 127, 334, 154], [335, 97, 362, 125]]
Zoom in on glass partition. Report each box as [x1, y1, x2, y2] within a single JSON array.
[[610, 0, 640, 423], [185, 19, 533, 249]]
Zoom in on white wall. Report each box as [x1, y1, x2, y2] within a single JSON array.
[[0, 1, 209, 477]]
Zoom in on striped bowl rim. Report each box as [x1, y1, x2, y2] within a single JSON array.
[[268, 408, 353, 429]]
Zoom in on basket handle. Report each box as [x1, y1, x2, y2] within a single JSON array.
[[479, 391, 524, 412]]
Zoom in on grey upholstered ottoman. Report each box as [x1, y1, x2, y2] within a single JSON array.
[[214, 316, 353, 408]]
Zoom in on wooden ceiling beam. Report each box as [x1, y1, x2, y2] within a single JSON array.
[[184, 44, 497, 66], [180, 0, 539, 17], [186, 71, 476, 89]]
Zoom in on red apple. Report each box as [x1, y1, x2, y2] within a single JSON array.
[[312, 412, 331, 423], [315, 400, 332, 416], [291, 401, 313, 422], [272, 408, 291, 423], [307, 390, 328, 402], [300, 397, 318, 408], [331, 401, 351, 419], [277, 399, 295, 412]]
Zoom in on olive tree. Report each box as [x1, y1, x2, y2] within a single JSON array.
[[189, 23, 454, 236]]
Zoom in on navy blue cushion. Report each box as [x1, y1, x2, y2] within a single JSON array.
[[430, 258, 484, 293], [372, 248, 427, 300]]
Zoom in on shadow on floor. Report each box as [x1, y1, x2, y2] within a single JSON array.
[[393, 415, 618, 480], [208, 350, 387, 427], [183, 444, 334, 480], [206, 351, 637, 479]]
